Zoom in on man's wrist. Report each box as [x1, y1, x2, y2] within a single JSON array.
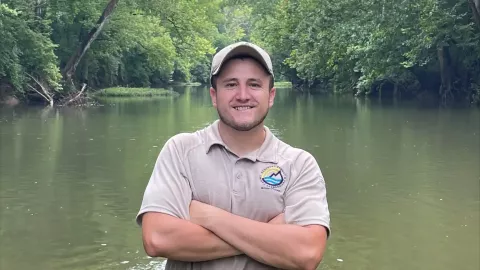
[[202, 206, 227, 231]]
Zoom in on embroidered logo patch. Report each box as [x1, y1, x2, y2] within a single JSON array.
[[260, 166, 285, 189]]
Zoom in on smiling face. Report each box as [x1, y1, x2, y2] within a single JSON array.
[[210, 56, 276, 132]]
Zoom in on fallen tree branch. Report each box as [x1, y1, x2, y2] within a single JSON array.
[[26, 73, 53, 101], [26, 83, 49, 101], [26, 73, 54, 106], [64, 83, 87, 105]]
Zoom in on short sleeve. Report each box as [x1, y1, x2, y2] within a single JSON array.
[[136, 136, 192, 226], [284, 152, 331, 237]]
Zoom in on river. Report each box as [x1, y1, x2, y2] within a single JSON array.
[[0, 86, 479, 270]]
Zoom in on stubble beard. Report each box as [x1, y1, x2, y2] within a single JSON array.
[[217, 108, 269, 132]]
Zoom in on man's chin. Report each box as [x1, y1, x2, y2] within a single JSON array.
[[218, 110, 268, 132], [233, 124, 257, 132], [221, 119, 261, 132]]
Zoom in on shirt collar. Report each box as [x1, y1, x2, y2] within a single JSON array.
[[204, 120, 278, 163]]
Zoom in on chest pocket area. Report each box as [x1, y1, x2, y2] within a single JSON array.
[[188, 156, 231, 212], [232, 164, 288, 222]]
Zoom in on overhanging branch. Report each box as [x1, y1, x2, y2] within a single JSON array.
[[469, 0, 480, 30], [62, 0, 120, 84], [166, 17, 194, 47]]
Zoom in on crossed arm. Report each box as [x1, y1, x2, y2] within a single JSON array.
[[141, 201, 328, 270], [140, 138, 329, 269]]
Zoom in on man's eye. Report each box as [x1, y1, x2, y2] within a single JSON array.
[[226, 83, 236, 87], [251, 83, 261, 88]]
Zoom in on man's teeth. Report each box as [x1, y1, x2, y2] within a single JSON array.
[[235, 106, 252, 111]]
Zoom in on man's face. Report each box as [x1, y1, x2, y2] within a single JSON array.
[[210, 57, 276, 131]]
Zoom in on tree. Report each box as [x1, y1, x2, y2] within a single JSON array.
[[62, 0, 119, 91], [246, 0, 480, 104], [469, 0, 480, 29], [0, 2, 61, 105], [0, 0, 226, 105]]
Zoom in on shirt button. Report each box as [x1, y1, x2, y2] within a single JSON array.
[[236, 173, 242, 179]]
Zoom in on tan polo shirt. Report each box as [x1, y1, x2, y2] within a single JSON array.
[[136, 120, 331, 269]]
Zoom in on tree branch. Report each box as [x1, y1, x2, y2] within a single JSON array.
[[62, 0, 120, 86], [469, 0, 480, 30], [26, 83, 49, 101], [166, 17, 194, 47], [64, 83, 87, 105], [26, 73, 53, 100]]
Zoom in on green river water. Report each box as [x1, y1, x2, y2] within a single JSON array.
[[0, 86, 479, 270]]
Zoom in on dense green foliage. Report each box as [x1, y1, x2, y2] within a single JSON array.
[[0, 0, 241, 103], [0, 0, 479, 104], [248, 0, 480, 103], [0, 3, 62, 94]]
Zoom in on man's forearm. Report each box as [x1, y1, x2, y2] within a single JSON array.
[[142, 213, 242, 262], [201, 210, 327, 270]]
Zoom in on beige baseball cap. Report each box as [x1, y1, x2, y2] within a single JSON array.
[[210, 41, 274, 84]]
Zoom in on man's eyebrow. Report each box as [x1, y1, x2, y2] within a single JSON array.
[[248, 78, 263, 83], [221, 78, 238, 83]]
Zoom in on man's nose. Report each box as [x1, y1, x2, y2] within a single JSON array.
[[236, 84, 250, 100]]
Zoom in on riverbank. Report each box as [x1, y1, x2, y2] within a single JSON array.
[[93, 87, 180, 97], [173, 81, 293, 88], [171, 82, 202, 87], [274, 81, 293, 88]]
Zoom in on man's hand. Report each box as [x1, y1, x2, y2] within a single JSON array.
[[188, 200, 327, 270]]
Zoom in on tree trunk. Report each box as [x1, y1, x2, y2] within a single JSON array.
[[438, 45, 453, 104], [62, 0, 119, 90], [35, 0, 45, 18], [469, 0, 480, 30]]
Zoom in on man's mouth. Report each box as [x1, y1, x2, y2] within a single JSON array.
[[234, 106, 253, 111]]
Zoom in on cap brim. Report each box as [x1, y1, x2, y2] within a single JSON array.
[[211, 45, 272, 77]]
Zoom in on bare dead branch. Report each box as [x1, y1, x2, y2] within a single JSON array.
[[26, 73, 53, 100], [26, 83, 49, 101], [469, 0, 480, 30], [26, 73, 54, 106], [62, 0, 120, 84], [64, 83, 87, 105]]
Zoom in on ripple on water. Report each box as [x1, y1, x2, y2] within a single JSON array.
[[126, 259, 166, 270]]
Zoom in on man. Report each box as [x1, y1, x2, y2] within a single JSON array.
[[136, 42, 331, 270]]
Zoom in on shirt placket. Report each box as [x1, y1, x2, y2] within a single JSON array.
[[232, 159, 244, 195]]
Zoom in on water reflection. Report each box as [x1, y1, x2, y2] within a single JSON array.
[[0, 87, 479, 270]]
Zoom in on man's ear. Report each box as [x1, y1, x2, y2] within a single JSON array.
[[268, 87, 276, 108], [210, 87, 217, 107]]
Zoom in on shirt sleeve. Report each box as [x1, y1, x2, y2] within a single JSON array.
[[284, 152, 331, 237], [136, 136, 192, 226]]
